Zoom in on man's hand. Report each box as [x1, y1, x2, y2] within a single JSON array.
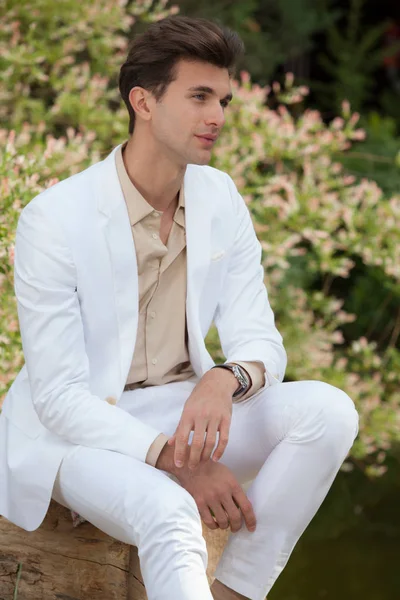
[[173, 450, 257, 534], [167, 368, 238, 471]]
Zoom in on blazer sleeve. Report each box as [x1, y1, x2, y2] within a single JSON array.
[[213, 174, 287, 390], [13, 200, 162, 463]]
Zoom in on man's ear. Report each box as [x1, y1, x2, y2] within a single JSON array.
[[128, 86, 153, 123]]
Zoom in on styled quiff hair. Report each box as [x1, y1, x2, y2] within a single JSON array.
[[119, 15, 245, 134]]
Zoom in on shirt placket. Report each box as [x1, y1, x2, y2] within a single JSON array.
[[145, 211, 167, 380]]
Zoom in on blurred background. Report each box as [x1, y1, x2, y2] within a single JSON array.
[[1, 1, 400, 598]]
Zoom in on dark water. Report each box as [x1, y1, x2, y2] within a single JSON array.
[[267, 468, 400, 600], [269, 531, 400, 600]]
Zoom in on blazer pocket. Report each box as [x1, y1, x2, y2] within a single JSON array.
[[1, 402, 42, 439], [210, 250, 226, 262], [1, 374, 43, 439]]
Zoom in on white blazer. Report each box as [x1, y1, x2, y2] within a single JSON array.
[[0, 144, 287, 531]]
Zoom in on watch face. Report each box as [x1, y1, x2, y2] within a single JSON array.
[[219, 364, 249, 396], [231, 366, 249, 397], [234, 365, 248, 385]]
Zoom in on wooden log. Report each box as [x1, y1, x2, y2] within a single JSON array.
[[0, 500, 229, 599]]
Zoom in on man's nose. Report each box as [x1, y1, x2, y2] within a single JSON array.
[[205, 105, 225, 129]]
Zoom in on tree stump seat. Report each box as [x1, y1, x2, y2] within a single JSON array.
[[0, 500, 230, 599]]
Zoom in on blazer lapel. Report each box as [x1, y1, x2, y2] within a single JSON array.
[[184, 166, 212, 374], [96, 145, 139, 392]]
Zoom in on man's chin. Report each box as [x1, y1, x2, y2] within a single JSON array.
[[189, 152, 212, 166]]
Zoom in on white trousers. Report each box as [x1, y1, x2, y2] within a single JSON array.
[[52, 379, 359, 600]]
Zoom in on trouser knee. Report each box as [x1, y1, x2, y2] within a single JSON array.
[[308, 381, 359, 455], [289, 381, 359, 457], [131, 481, 207, 569]]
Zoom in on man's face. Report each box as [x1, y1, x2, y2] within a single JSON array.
[[147, 59, 232, 166]]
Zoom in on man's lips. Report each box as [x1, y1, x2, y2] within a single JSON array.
[[196, 134, 218, 144], [197, 134, 218, 141]]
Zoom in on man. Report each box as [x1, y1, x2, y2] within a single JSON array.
[[0, 15, 359, 600]]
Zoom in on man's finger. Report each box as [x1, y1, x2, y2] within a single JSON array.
[[199, 505, 219, 531], [211, 417, 230, 462], [209, 502, 230, 530], [232, 488, 257, 532], [188, 417, 208, 470], [174, 421, 193, 468], [221, 495, 242, 533], [200, 420, 219, 463]]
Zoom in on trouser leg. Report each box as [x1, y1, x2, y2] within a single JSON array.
[[213, 380, 359, 600], [52, 445, 213, 600]]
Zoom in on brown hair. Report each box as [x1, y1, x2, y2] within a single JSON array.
[[118, 15, 245, 134]]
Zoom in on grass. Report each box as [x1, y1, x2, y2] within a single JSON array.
[[13, 562, 22, 600]]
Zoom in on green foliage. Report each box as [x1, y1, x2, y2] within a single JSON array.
[[1, 0, 400, 485], [336, 111, 400, 197], [0, 0, 178, 145], [176, 0, 339, 83], [314, 0, 400, 112], [207, 72, 400, 477]]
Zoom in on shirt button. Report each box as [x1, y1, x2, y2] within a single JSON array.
[[150, 311, 156, 318], [152, 233, 158, 239], [152, 358, 158, 365]]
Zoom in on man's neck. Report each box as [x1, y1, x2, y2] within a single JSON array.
[[122, 135, 186, 212]]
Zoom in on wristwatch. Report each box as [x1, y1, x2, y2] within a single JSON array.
[[211, 363, 251, 398]]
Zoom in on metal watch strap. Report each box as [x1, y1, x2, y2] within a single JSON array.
[[211, 363, 250, 398]]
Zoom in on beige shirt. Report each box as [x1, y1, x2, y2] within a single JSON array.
[[115, 143, 266, 467]]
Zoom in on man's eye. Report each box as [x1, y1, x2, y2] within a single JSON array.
[[194, 94, 206, 100]]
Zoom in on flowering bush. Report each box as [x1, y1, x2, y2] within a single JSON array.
[[0, 0, 178, 146], [1, 1, 400, 479], [209, 73, 400, 477]]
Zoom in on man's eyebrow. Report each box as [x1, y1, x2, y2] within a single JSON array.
[[187, 85, 233, 102]]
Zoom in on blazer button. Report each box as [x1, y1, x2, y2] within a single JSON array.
[[106, 396, 117, 405]]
